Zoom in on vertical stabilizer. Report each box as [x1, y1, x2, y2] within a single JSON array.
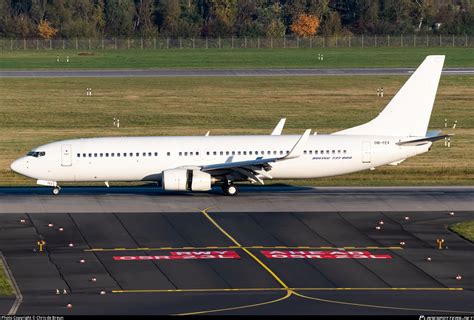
[[335, 55, 445, 137]]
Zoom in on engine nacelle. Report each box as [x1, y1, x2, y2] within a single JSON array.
[[162, 168, 212, 191]]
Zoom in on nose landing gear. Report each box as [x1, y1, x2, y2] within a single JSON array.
[[52, 186, 61, 195]]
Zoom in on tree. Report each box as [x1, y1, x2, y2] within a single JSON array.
[[135, 0, 157, 37], [156, 0, 180, 36], [319, 10, 343, 35], [104, 0, 135, 37], [413, 0, 437, 32], [204, 0, 237, 37], [234, 0, 259, 36], [257, 2, 286, 37], [290, 13, 320, 37], [37, 19, 57, 39]]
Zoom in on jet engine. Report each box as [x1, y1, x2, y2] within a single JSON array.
[[162, 168, 212, 191]]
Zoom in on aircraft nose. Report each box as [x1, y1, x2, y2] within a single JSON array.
[[10, 158, 27, 175]]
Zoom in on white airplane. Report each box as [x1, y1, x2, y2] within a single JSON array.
[[11, 56, 448, 196]]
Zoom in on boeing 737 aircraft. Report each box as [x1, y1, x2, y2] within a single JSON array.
[[11, 55, 448, 196]]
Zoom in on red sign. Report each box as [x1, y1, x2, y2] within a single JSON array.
[[113, 250, 240, 261], [261, 250, 392, 259]]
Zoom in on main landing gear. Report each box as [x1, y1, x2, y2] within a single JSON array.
[[52, 186, 61, 195], [221, 182, 238, 196]]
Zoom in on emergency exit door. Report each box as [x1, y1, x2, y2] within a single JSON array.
[[61, 144, 72, 166], [362, 141, 371, 163]]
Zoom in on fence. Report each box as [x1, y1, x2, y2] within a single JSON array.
[[1, 35, 472, 50]]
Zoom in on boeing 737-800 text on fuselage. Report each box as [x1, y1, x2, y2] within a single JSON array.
[[11, 56, 448, 196]]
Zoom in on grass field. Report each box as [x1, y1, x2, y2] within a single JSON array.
[[1, 47, 473, 69], [449, 220, 474, 243], [0, 259, 14, 296], [0, 75, 472, 186]]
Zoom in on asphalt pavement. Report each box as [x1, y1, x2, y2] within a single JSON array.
[[0, 189, 472, 315]]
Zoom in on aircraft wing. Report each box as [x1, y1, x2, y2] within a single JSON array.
[[201, 129, 311, 184]]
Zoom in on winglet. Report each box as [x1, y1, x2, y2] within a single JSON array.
[[284, 129, 311, 159], [271, 118, 286, 135]]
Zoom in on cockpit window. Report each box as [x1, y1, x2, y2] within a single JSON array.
[[27, 151, 46, 158]]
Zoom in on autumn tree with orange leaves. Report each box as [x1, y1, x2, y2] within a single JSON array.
[[37, 20, 57, 39], [290, 14, 320, 38]]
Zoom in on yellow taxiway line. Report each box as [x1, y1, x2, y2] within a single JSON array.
[[199, 208, 291, 290], [84, 245, 402, 252], [112, 287, 463, 294]]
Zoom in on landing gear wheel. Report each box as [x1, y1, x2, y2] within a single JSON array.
[[52, 187, 61, 195], [222, 183, 238, 196]]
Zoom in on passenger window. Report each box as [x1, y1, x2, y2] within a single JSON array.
[[155, 152, 158, 156], [315, 150, 318, 154], [148, 152, 152, 156], [94, 153, 97, 157], [309, 150, 312, 154], [273, 151, 277, 155], [213, 151, 217, 155], [83, 153, 86, 157], [267, 151, 271, 155], [129, 152, 133, 157], [261, 151, 264, 155], [249, 151, 253, 155], [332, 150, 335, 154], [77, 153, 80, 157], [232, 151, 235, 155], [304, 150, 307, 154], [343, 150, 347, 154], [106, 153, 109, 157], [167, 152, 170, 156], [117, 153, 120, 157], [99, 153, 103, 157], [179, 152, 182, 156], [111, 153, 115, 157], [238, 151, 241, 155], [190, 152, 193, 156], [206, 151, 210, 156], [184, 152, 188, 156], [226, 151, 229, 155], [123, 153, 127, 157], [326, 150, 329, 154]]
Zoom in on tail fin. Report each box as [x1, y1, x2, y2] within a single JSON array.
[[335, 55, 445, 137]]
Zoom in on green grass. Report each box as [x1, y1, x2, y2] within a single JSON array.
[[0, 47, 473, 69], [0, 260, 14, 296], [0, 75, 472, 186], [449, 220, 474, 243]]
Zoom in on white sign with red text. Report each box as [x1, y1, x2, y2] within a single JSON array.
[[113, 250, 240, 261], [261, 250, 392, 259]]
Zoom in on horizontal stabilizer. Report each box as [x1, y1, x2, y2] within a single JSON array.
[[396, 134, 451, 146]]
